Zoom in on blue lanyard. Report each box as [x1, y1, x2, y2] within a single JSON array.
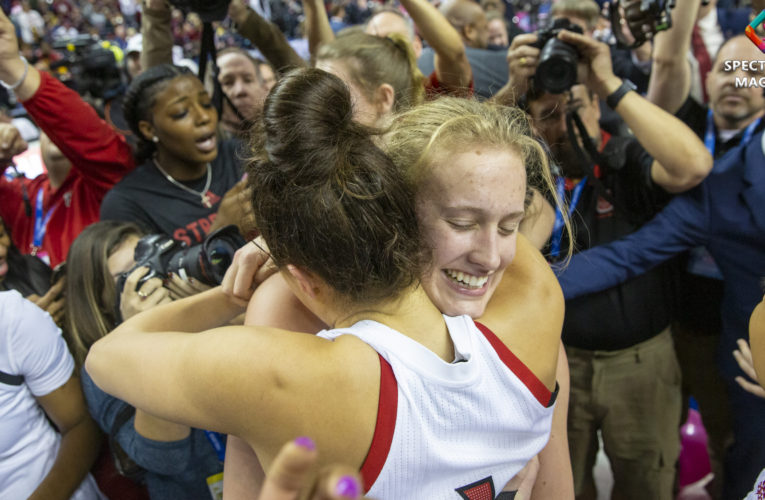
[[550, 175, 587, 258], [32, 189, 60, 250], [204, 430, 227, 462], [705, 109, 761, 156]]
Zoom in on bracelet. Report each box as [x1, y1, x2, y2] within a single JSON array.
[[0, 56, 29, 91], [605, 79, 637, 110]]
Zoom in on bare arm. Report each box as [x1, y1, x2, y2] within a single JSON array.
[[400, 0, 472, 90], [491, 33, 539, 107], [29, 376, 102, 500], [519, 188, 555, 251], [480, 234, 564, 390], [85, 287, 379, 471], [223, 435, 266, 499], [228, 0, 307, 72], [646, 0, 701, 113], [530, 343, 574, 500], [302, 0, 335, 60], [559, 30, 712, 193]]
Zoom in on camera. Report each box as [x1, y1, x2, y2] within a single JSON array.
[[609, 0, 675, 49], [115, 225, 246, 310], [168, 0, 231, 23], [532, 18, 584, 94], [50, 35, 124, 100]]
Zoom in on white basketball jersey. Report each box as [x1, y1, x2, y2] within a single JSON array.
[[317, 314, 557, 500]]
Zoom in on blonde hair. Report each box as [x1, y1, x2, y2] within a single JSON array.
[[317, 31, 425, 113], [384, 97, 573, 260]]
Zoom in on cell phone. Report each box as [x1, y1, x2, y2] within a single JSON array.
[[51, 262, 66, 285]]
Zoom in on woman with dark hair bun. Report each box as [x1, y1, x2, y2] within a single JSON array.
[[86, 68, 563, 498], [100, 64, 254, 248]]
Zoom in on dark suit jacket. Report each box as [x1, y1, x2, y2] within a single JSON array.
[[557, 131, 765, 379]]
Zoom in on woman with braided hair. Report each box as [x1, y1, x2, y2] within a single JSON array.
[[100, 64, 255, 249]]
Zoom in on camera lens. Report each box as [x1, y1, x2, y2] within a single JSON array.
[[536, 38, 579, 94]]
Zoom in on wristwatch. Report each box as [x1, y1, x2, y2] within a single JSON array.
[[605, 79, 637, 110]]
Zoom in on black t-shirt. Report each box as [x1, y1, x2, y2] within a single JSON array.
[[549, 135, 675, 351], [100, 139, 243, 246]]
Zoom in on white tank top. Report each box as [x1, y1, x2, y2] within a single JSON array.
[[317, 314, 557, 499]]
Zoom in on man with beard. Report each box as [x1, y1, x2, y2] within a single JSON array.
[[522, 31, 712, 500]]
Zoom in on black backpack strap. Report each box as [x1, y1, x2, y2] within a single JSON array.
[[0, 369, 23, 386]]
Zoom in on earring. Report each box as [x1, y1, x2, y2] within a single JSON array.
[[152, 136, 159, 143]]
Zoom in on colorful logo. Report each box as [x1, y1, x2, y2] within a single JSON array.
[[746, 10, 765, 52]]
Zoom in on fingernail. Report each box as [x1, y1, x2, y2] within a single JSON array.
[[241, 172, 248, 181], [294, 436, 315, 451], [335, 476, 360, 498]]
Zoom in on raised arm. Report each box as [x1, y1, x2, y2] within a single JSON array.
[[559, 30, 713, 193], [140, 0, 174, 69], [646, 0, 701, 113], [400, 0, 472, 90], [0, 9, 133, 189], [228, 0, 307, 72], [302, 0, 336, 60]]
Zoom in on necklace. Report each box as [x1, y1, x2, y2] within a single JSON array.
[[153, 157, 213, 208]]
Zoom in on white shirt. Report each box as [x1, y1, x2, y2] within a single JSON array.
[[0, 290, 103, 499]]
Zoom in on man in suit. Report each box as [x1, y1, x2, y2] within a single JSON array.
[[557, 126, 765, 499]]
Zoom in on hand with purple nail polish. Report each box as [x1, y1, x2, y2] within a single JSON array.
[[257, 437, 367, 500]]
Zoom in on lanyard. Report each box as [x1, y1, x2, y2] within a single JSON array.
[[204, 430, 227, 462], [550, 175, 587, 258], [32, 189, 60, 253], [705, 109, 761, 156]]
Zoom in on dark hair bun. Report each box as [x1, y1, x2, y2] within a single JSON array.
[[246, 67, 424, 305]]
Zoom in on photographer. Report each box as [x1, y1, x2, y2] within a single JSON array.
[[514, 26, 711, 499], [0, 8, 135, 268], [64, 221, 223, 499]]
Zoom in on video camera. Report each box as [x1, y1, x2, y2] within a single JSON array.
[[532, 18, 584, 94], [115, 225, 245, 317], [50, 35, 124, 100]]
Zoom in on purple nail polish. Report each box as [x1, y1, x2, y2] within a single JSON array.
[[294, 436, 315, 451], [335, 476, 360, 498]]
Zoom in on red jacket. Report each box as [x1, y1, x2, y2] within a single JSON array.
[[0, 72, 135, 267]]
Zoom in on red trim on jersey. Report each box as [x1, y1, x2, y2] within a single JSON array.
[[474, 321, 553, 407], [360, 355, 398, 492]]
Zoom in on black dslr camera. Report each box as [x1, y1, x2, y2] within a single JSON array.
[[532, 18, 584, 95], [115, 225, 245, 312]]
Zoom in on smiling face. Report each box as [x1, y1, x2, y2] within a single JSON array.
[[707, 35, 765, 131], [139, 75, 219, 172], [417, 146, 526, 318]]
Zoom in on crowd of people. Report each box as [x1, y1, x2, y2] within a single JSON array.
[[1, 0, 765, 499]]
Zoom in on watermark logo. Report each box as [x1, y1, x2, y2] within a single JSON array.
[[746, 10, 765, 52]]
